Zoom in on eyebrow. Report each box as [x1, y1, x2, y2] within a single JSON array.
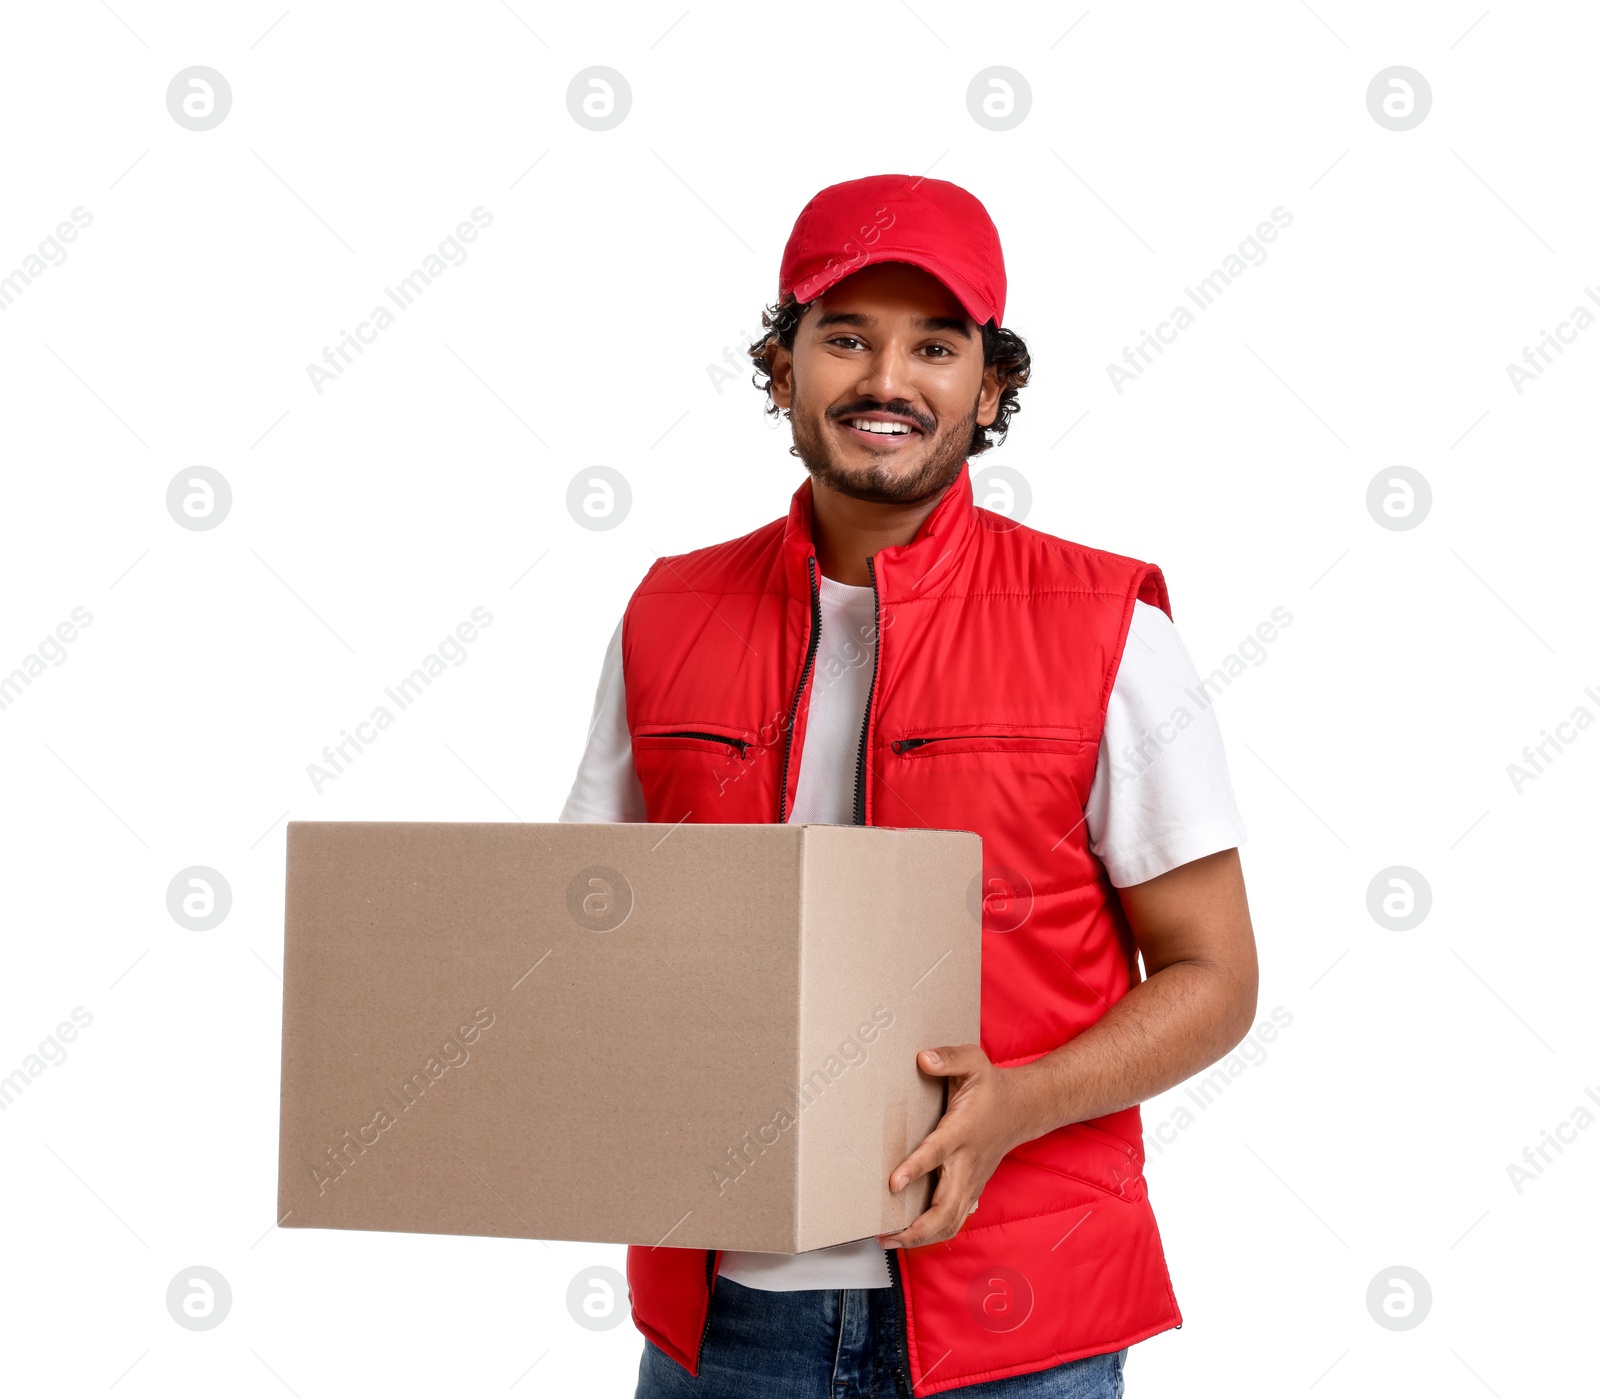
[[813, 311, 973, 339]]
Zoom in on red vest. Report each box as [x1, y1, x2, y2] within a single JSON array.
[[619, 465, 1182, 1395]]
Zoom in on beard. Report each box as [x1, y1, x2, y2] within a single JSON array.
[[790, 386, 979, 506]]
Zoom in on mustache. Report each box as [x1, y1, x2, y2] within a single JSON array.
[[826, 399, 936, 434]]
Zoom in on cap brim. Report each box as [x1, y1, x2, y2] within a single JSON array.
[[791, 250, 998, 327]]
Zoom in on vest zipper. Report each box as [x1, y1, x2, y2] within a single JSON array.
[[891, 734, 1075, 753], [852, 555, 881, 827], [647, 730, 749, 753], [885, 1245, 916, 1394], [695, 1248, 716, 1371], [777, 555, 821, 823]]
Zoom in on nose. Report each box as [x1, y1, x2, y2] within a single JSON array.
[[854, 337, 920, 412]]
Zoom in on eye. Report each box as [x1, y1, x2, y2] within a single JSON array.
[[920, 343, 955, 358], [827, 335, 866, 350]]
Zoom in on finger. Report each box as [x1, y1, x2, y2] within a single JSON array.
[[887, 1130, 952, 1193], [881, 1160, 977, 1249], [878, 1190, 973, 1249], [918, 1044, 983, 1076]]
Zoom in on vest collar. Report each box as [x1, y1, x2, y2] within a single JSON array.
[[782, 462, 976, 602]]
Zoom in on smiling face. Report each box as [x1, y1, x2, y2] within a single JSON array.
[[767, 262, 1002, 506]]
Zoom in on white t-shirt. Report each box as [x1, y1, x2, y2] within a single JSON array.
[[559, 579, 1246, 1291]]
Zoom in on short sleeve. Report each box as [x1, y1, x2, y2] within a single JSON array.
[[1084, 601, 1247, 887], [559, 617, 647, 823]]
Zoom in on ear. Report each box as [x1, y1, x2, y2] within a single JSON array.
[[975, 359, 1003, 429], [767, 340, 795, 410]]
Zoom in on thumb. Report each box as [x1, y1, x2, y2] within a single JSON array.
[[918, 1044, 979, 1076]]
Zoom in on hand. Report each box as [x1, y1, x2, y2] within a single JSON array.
[[876, 1044, 1035, 1251]]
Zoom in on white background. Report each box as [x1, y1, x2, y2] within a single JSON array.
[[2, 1, 1596, 1394]]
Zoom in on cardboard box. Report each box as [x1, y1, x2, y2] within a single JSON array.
[[277, 821, 981, 1252]]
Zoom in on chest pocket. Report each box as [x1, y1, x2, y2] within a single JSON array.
[[634, 728, 752, 756], [876, 723, 1099, 866], [631, 724, 764, 817], [890, 729, 1090, 758]]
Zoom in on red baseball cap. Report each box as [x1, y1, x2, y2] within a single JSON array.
[[778, 174, 1007, 327]]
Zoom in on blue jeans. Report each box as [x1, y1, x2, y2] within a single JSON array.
[[636, 1276, 1128, 1398]]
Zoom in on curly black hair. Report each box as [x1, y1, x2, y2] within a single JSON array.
[[746, 295, 1031, 456]]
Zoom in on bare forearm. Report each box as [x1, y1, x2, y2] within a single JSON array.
[[1005, 956, 1256, 1146]]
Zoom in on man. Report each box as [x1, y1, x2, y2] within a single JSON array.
[[561, 174, 1258, 1397]]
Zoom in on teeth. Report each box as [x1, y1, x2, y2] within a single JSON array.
[[848, 419, 913, 435]]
